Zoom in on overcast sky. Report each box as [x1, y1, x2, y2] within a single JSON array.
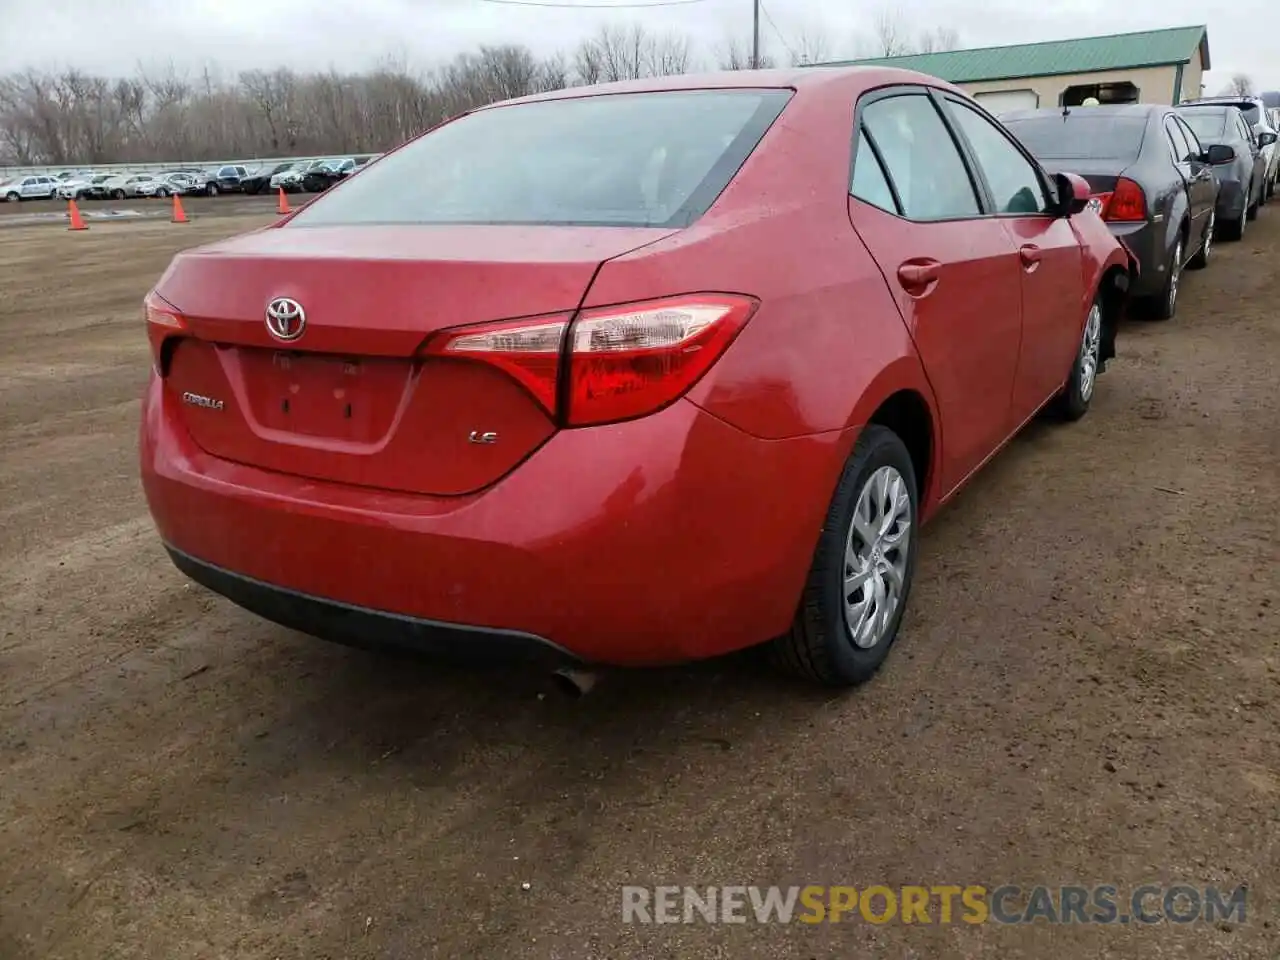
[[3, 0, 1276, 93]]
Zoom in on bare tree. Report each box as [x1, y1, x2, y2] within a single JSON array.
[[0, 24, 773, 166], [716, 34, 776, 71], [1222, 73, 1254, 96], [873, 10, 911, 57], [789, 26, 830, 66], [916, 27, 961, 54]]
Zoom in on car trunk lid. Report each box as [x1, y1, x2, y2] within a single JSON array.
[[154, 223, 675, 496]]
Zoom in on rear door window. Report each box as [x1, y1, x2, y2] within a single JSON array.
[[857, 93, 981, 220], [286, 89, 792, 229]]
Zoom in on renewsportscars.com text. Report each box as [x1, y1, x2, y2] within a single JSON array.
[[621, 884, 1248, 926]]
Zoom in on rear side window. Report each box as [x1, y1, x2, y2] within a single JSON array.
[[850, 136, 897, 213], [1001, 115, 1147, 162], [858, 93, 980, 220], [1164, 118, 1193, 163], [1175, 118, 1203, 156], [287, 89, 792, 229]]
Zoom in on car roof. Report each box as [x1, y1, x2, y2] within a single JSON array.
[[1002, 104, 1159, 121], [1178, 97, 1258, 111], [487, 65, 964, 109], [1175, 102, 1232, 112]]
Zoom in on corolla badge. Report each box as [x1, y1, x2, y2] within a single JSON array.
[[265, 297, 306, 341], [182, 391, 225, 410]]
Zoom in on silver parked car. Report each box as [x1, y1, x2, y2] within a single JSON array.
[[96, 174, 160, 199]]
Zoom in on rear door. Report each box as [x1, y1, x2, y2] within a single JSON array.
[[1159, 115, 1201, 242], [847, 87, 1024, 496], [940, 94, 1084, 426], [1170, 116, 1217, 237]]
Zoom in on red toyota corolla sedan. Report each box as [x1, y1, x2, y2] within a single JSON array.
[[139, 67, 1136, 687]]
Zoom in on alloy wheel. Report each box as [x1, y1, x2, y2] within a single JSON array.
[[1203, 212, 1214, 260], [1079, 301, 1102, 402], [843, 465, 913, 649]]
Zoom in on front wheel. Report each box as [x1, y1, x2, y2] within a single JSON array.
[[4, 192, 19, 203], [771, 425, 918, 687]]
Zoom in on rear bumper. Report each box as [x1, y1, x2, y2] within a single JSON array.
[[1105, 221, 1164, 297], [166, 545, 581, 667], [140, 372, 851, 667], [1215, 180, 1248, 220]]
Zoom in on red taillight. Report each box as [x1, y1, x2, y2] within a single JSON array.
[[422, 293, 759, 427], [1096, 177, 1147, 222], [143, 289, 187, 374], [428, 314, 567, 414]]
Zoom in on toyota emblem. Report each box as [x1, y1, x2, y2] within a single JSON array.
[[265, 297, 306, 341]]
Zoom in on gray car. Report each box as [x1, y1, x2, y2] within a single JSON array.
[[1002, 103, 1219, 320], [1174, 103, 1273, 241]]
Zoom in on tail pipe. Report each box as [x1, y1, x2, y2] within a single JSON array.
[[551, 668, 599, 698]]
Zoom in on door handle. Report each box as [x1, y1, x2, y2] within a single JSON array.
[[1018, 244, 1042, 268], [897, 260, 940, 295]]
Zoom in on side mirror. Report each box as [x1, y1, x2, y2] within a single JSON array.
[[1258, 131, 1277, 147], [1204, 144, 1236, 165], [1054, 171, 1092, 216]]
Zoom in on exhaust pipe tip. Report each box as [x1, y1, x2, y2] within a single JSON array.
[[551, 668, 598, 698]]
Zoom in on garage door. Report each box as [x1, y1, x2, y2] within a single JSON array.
[[973, 90, 1040, 115]]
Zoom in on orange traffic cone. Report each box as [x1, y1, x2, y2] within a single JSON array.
[[67, 198, 88, 231], [276, 187, 291, 215], [171, 193, 188, 224]]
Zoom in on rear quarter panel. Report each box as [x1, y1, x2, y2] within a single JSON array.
[[583, 76, 935, 444]]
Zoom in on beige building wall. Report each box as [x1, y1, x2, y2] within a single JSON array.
[[958, 64, 1183, 107], [1179, 50, 1205, 102]]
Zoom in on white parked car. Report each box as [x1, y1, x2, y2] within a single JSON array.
[[56, 174, 100, 199], [1, 175, 59, 201]]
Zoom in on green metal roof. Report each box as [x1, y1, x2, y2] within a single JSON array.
[[814, 25, 1210, 84]]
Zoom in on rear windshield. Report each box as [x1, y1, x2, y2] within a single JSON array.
[[1001, 115, 1148, 161], [1178, 109, 1228, 140], [1231, 103, 1260, 126], [285, 89, 792, 229]]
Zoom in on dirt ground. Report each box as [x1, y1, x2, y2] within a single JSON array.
[[0, 203, 1276, 960]]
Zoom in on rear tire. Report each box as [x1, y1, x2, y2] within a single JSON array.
[[771, 425, 918, 688], [1048, 292, 1104, 422], [1221, 207, 1245, 241], [1147, 235, 1183, 321]]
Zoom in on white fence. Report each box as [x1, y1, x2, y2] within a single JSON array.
[[0, 153, 380, 179]]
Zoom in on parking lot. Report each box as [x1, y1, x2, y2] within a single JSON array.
[[1, 200, 1277, 958]]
